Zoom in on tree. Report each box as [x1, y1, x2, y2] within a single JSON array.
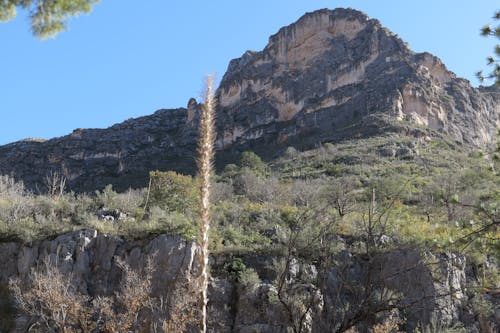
[[148, 170, 196, 213], [239, 151, 266, 174], [275, 205, 332, 333], [477, 10, 500, 84], [321, 178, 356, 218], [0, 0, 99, 39]]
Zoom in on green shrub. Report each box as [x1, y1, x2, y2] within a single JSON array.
[[148, 171, 196, 213], [325, 163, 342, 176], [224, 258, 247, 282], [239, 268, 260, 289], [223, 163, 239, 178], [239, 151, 265, 174]]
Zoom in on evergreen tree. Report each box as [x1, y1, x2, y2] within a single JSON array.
[[477, 10, 500, 84], [0, 0, 99, 39]]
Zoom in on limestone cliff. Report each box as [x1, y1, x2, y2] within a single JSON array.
[[0, 230, 496, 332], [216, 9, 499, 151], [0, 8, 498, 192]]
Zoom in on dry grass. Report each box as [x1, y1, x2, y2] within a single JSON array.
[[9, 255, 200, 332], [9, 258, 91, 332]]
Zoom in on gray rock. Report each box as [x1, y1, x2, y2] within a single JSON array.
[[0, 230, 202, 332], [97, 209, 127, 221], [0, 230, 496, 332], [379, 148, 397, 157]]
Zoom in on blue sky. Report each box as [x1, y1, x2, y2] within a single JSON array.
[[0, 0, 498, 145]]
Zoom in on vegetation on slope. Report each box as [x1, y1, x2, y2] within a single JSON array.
[[0, 132, 498, 332], [1, 134, 497, 257]]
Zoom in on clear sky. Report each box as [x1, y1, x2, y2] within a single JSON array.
[[0, 1, 498, 145]]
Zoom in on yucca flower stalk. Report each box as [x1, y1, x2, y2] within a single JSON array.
[[197, 75, 216, 333]]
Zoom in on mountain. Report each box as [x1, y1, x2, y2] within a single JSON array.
[[0, 8, 499, 192], [215, 9, 498, 151]]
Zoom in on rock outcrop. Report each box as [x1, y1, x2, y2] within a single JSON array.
[[215, 9, 499, 152], [0, 230, 200, 331], [0, 230, 497, 332], [0, 106, 201, 192], [0, 8, 499, 192]]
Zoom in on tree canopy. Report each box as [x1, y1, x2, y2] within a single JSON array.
[[239, 151, 265, 174], [0, 0, 99, 39], [478, 10, 500, 85]]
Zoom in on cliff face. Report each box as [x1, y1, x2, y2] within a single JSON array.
[[216, 8, 499, 151], [0, 104, 201, 192], [0, 8, 499, 192], [0, 230, 493, 332]]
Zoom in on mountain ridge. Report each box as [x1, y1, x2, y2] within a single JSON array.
[[0, 8, 499, 192]]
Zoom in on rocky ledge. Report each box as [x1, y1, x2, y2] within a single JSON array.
[[0, 230, 498, 332]]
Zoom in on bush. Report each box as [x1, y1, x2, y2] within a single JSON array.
[[239, 151, 265, 174], [223, 163, 239, 178], [148, 171, 196, 214], [325, 163, 342, 176], [0, 175, 24, 197], [223, 258, 261, 289], [224, 257, 247, 282], [9, 256, 198, 332]]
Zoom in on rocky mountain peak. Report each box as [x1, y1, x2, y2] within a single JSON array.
[[216, 8, 498, 151], [221, 8, 408, 82], [222, 8, 396, 82]]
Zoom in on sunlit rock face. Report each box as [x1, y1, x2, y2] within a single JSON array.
[[216, 8, 499, 150], [0, 8, 499, 192]]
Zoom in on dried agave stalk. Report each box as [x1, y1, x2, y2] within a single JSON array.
[[197, 75, 216, 333]]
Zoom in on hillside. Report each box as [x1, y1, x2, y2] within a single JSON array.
[[0, 131, 499, 332]]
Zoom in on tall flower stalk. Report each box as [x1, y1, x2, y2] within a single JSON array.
[[197, 75, 216, 333]]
